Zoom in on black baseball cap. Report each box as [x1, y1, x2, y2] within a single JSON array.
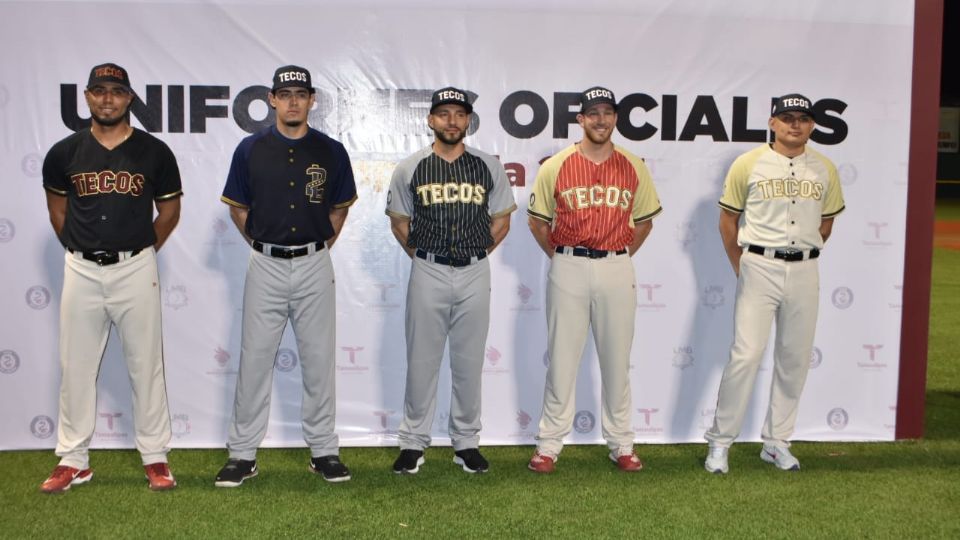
[[87, 63, 132, 91], [430, 87, 472, 114], [771, 93, 815, 118], [580, 86, 617, 113], [272, 65, 315, 93]]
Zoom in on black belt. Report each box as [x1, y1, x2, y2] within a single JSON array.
[[253, 240, 325, 259], [69, 248, 142, 266], [415, 249, 486, 267], [556, 246, 627, 259], [747, 244, 819, 262]]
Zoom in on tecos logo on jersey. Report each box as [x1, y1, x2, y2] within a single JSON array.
[[59, 84, 848, 144]]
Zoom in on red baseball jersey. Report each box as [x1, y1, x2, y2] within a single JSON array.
[[527, 144, 661, 250]]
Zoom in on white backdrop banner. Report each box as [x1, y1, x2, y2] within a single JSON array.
[[0, 0, 913, 450]]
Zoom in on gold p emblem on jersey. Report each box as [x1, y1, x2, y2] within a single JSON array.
[[305, 164, 327, 204]]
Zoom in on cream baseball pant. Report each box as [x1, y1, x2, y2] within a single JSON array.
[[705, 249, 820, 448], [535, 251, 637, 458], [55, 248, 172, 470]]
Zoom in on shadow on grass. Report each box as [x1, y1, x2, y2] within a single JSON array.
[[924, 390, 960, 441]]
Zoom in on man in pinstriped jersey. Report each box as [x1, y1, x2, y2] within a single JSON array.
[[527, 86, 662, 474], [386, 87, 516, 474]]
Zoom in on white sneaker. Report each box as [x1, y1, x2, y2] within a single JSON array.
[[760, 444, 800, 471], [704, 446, 729, 474]]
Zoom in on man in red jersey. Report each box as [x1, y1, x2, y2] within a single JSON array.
[[526, 86, 661, 474]]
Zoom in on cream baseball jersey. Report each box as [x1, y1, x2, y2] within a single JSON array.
[[527, 144, 661, 250], [718, 144, 845, 250]]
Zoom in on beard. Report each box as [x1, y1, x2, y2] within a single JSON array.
[[433, 127, 465, 146], [281, 117, 306, 128], [91, 110, 128, 127], [584, 126, 612, 145]]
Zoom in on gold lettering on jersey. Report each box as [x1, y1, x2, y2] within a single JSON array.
[[559, 186, 633, 211], [70, 171, 144, 197], [416, 183, 486, 206], [756, 179, 824, 200], [306, 164, 327, 203]]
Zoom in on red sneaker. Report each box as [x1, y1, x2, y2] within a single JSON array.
[[609, 451, 644, 472], [528, 451, 556, 474], [40, 465, 93, 494], [144, 462, 177, 491]]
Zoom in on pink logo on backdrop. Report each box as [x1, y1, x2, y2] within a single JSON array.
[[637, 284, 666, 311], [889, 284, 903, 310], [372, 410, 399, 438], [21, 153, 43, 177], [214, 347, 231, 368], [635, 408, 664, 434], [858, 344, 887, 370], [369, 282, 400, 310], [512, 283, 539, 312], [885, 405, 897, 432], [516, 410, 532, 430], [484, 346, 508, 373], [338, 346, 369, 372], [96, 412, 128, 439], [30, 415, 55, 439], [863, 222, 893, 247], [172, 413, 192, 438]]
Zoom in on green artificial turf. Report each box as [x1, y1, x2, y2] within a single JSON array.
[[1, 251, 958, 539]]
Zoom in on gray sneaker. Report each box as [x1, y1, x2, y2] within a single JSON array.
[[760, 444, 800, 471], [704, 446, 729, 474]]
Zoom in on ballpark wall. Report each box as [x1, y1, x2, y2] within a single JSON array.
[[0, 0, 914, 449]]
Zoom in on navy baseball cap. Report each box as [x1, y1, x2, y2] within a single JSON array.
[[87, 63, 132, 91], [430, 87, 473, 114], [272, 65, 315, 93], [580, 86, 617, 113], [771, 93, 814, 118]]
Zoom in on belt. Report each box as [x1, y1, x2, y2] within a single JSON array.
[[747, 244, 820, 262], [555, 246, 627, 259], [68, 248, 142, 266], [252, 240, 325, 259], [415, 249, 487, 267]]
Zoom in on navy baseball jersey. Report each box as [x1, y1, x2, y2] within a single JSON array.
[[385, 145, 516, 257], [221, 126, 358, 245], [42, 128, 183, 251]]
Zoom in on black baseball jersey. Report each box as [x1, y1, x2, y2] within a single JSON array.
[[385, 145, 516, 258], [42, 128, 183, 251], [221, 126, 357, 245]]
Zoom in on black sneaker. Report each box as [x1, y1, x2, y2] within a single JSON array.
[[392, 449, 425, 474], [214, 459, 258, 488], [453, 448, 489, 473], [309, 455, 351, 483]]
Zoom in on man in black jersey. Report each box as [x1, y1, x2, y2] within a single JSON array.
[[40, 63, 182, 493]]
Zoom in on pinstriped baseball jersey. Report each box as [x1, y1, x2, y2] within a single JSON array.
[[719, 144, 845, 250], [386, 144, 517, 258], [527, 144, 661, 250]]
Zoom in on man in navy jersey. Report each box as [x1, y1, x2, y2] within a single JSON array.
[[40, 63, 182, 493], [386, 87, 516, 474], [217, 65, 357, 487]]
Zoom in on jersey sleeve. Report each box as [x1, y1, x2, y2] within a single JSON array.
[[620, 150, 662, 223], [221, 139, 252, 208], [527, 153, 563, 223], [820, 158, 845, 218], [153, 139, 183, 201], [476, 150, 517, 217], [42, 139, 71, 196], [328, 142, 358, 209], [718, 154, 750, 213], [385, 153, 418, 219]]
